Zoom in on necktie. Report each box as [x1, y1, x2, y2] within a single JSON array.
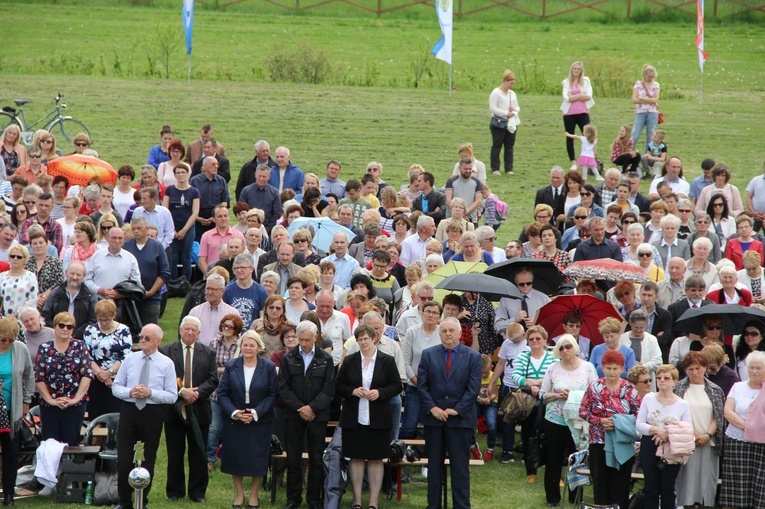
[[136, 356, 151, 410], [184, 345, 192, 388], [446, 349, 453, 375], [692, 303, 698, 309], [553, 188, 559, 201], [522, 295, 529, 315]]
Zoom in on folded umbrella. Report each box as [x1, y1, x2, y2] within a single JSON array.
[[535, 294, 622, 346], [435, 274, 522, 302], [674, 304, 765, 336], [485, 258, 564, 295], [287, 217, 354, 253]]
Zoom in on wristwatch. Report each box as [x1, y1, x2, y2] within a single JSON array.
[[108, 366, 117, 375]]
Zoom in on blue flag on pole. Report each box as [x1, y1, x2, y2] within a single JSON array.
[[183, 0, 194, 56], [431, 0, 452, 65]]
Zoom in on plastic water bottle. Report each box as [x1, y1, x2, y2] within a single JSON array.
[[84, 481, 93, 505]]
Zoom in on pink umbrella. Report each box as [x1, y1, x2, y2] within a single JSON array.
[[563, 259, 651, 284]]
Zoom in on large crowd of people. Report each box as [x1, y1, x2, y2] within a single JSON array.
[[1, 62, 765, 509]]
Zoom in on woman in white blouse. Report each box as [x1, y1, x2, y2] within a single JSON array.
[[488, 70, 520, 176]]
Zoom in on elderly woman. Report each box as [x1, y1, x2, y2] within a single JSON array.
[[35, 312, 92, 446], [391, 214, 411, 246], [83, 299, 132, 419], [451, 231, 493, 264], [1, 125, 28, 174], [707, 193, 736, 251], [725, 214, 764, 271], [435, 197, 473, 241], [337, 325, 402, 509], [0, 317, 34, 506], [0, 244, 38, 317], [540, 334, 597, 507], [441, 221, 464, 262], [651, 213, 690, 268], [688, 212, 722, 263], [708, 264, 752, 306], [207, 313, 244, 471], [590, 317, 636, 378], [702, 344, 739, 397], [720, 351, 765, 509], [551, 313, 592, 361], [636, 242, 665, 282], [270, 324, 298, 367], [251, 294, 289, 358], [734, 321, 765, 381], [341, 291, 368, 334], [291, 227, 321, 266], [695, 163, 744, 218], [675, 198, 696, 240], [636, 364, 691, 509], [673, 351, 725, 509], [133, 165, 167, 203], [561, 207, 590, 250], [627, 364, 653, 399], [580, 349, 641, 509], [738, 251, 765, 305], [218, 330, 278, 509], [631, 64, 660, 152], [619, 309, 662, 385], [26, 226, 64, 309], [61, 220, 97, 269], [566, 184, 604, 219], [687, 236, 720, 289], [561, 62, 594, 169]]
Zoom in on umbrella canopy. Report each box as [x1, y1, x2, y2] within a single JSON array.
[[435, 274, 522, 302], [424, 261, 488, 303], [535, 294, 622, 346], [674, 304, 765, 336], [287, 217, 354, 253], [46, 155, 117, 186], [563, 259, 650, 284], [485, 258, 564, 295]]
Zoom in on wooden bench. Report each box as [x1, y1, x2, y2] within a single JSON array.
[[388, 457, 484, 506]]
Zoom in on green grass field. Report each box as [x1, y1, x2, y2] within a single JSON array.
[[2, 0, 764, 506]]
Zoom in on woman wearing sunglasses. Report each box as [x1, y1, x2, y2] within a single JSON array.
[[34, 312, 92, 446], [0, 245, 37, 318], [565, 183, 604, 219], [689, 315, 735, 371]]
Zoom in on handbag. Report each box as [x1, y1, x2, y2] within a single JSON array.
[[0, 395, 10, 434], [657, 111, 664, 124], [490, 116, 508, 129], [628, 489, 645, 509], [525, 400, 547, 470]]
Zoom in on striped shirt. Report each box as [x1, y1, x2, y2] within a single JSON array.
[[512, 350, 558, 391]]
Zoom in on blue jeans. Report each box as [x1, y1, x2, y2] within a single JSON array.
[[171, 225, 195, 280], [400, 385, 420, 439], [499, 385, 516, 453], [475, 402, 498, 448], [388, 394, 402, 442], [631, 111, 659, 153], [206, 399, 222, 463]]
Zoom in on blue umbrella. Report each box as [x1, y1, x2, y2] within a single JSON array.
[[287, 217, 354, 253]]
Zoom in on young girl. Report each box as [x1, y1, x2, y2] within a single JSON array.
[[610, 124, 641, 174], [565, 125, 602, 180], [481, 183, 504, 231]]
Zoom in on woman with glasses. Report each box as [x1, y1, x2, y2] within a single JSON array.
[[70, 133, 91, 155], [162, 161, 200, 281], [725, 214, 764, 271], [0, 316, 35, 506], [96, 213, 118, 248], [688, 315, 735, 371], [366, 161, 388, 194], [207, 313, 244, 472], [540, 334, 597, 507], [61, 221, 97, 270], [734, 321, 765, 380], [251, 294, 290, 358], [82, 299, 132, 419], [687, 212, 722, 263], [292, 227, 322, 266], [551, 313, 592, 361], [621, 222, 662, 266], [26, 226, 64, 310], [706, 192, 735, 251], [627, 364, 653, 398], [565, 183, 604, 219], [561, 206, 589, 250], [0, 245, 37, 318], [701, 344, 738, 397], [156, 140, 185, 187], [1, 125, 28, 175], [33, 130, 60, 164], [635, 242, 665, 282], [675, 198, 695, 240], [636, 364, 692, 509], [34, 312, 92, 446], [686, 237, 719, 289], [391, 214, 411, 246], [613, 211, 638, 248], [720, 351, 765, 509]]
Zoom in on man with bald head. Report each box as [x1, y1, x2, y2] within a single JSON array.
[[320, 232, 359, 289], [210, 236, 246, 278], [42, 260, 97, 339], [270, 146, 305, 194], [315, 290, 351, 367]]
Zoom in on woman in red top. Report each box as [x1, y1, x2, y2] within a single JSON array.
[[724, 215, 764, 271]]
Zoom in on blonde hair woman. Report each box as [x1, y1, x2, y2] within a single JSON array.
[[451, 143, 487, 182], [489, 69, 520, 175], [561, 62, 595, 169], [33, 130, 60, 163], [1, 125, 28, 174]]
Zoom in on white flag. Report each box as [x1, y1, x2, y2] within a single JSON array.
[[431, 0, 453, 65]]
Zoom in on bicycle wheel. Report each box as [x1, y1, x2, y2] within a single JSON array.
[[0, 112, 21, 132], [47, 118, 89, 144]]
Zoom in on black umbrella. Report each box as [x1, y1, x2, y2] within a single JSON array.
[[434, 274, 523, 302], [485, 258, 564, 295], [674, 304, 765, 336]]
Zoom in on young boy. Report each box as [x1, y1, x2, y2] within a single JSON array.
[[641, 129, 667, 178], [360, 174, 380, 208], [338, 179, 371, 228], [472, 354, 501, 462]]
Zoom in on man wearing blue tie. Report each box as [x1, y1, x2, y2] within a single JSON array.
[[112, 324, 178, 509], [417, 317, 482, 509]]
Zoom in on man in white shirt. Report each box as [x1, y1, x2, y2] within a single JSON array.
[[400, 215, 436, 266], [648, 157, 690, 201], [85, 226, 141, 300], [315, 291, 351, 367], [131, 187, 175, 249]]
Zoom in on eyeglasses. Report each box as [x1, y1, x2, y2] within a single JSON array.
[[23, 201, 35, 205], [713, 203, 724, 207], [516, 282, 533, 287], [484, 237, 496, 242], [678, 209, 691, 213], [101, 225, 113, 231], [8, 254, 23, 260], [295, 238, 309, 243], [560, 343, 574, 350], [422, 310, 440, 316], [575, 215, 587, 220], [267, 305, 283, 311], [283, 334, 298, 340], [580, 192, 592, 197], [221, 324, 236, 330], [368, 167, 379, 173], [565, 323, 581, 328], [622, 220, 636, 225], [40, 139, 53, 145], [29, 155, 42, 159], [743, 330, 761, 337], [233, 266, 252, 271], [638, 253, 652, 258], [534, 216, 550, 221], [418, 295, 434, 301], [138, 335, 155, 341], [705, 324, 722, 330], [637, 379, 651, 385], [656, 375, 674, 381], [75, 142, 89, 147], [56, 323, 75, 330]]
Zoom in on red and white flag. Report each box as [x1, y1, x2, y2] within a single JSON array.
[[696, 0, 708, 71]]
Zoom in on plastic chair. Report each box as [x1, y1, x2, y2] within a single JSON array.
[[83, 412, 120, 466]]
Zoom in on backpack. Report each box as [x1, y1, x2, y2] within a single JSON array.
[[490, 193, 509, 220]]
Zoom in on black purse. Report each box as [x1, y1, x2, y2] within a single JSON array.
[[0, 395, 11, 434], [525, 400, 547, 470], [490, 116, 508, 129]]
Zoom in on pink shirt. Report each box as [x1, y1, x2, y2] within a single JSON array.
[[566, 85, 588, 115], [199, 226, 245, 264]]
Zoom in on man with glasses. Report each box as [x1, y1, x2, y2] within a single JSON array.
[[495, 268, 550, 333], [19, 193, 63, 254], [396, 280, 436, 333], [573, 216, 623, 262], [188, 274, 239, 347], [687, 213, 723, 263], [476, 225, 506, 263], [14, 147, 46, 184], [222, 253, 267, 330], [624, 171, 651, 213], [505, 240, 522, 260], [113, 324, 178, 509]]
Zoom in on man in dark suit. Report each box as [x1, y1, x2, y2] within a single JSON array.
[[236, 140, 276, 201], [278, 320, 335, 509], [191, 138, 231, 183], [534, 166, 565, 215], [417, 317, 481, 509], [628, 281, 673, 362], [412, 172, 447, 226], [160, 316, 219, 503], [626, 171, 651, 213], [668, 275, 713, 344]]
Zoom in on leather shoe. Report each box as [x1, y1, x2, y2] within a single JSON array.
[[191, 497, 206, 503], [166, 496, 181, 503], [113, 505, 133, 509], [283, 503, 300, 509]]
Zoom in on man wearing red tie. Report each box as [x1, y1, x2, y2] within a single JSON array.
[[417, 317, 482, 509]]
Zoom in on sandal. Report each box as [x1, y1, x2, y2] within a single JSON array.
[[352, 505, 362, 509]]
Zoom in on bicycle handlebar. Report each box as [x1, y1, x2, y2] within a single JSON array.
[[55, 92, 62, 103]]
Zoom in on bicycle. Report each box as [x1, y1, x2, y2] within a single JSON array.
[[0, 92, 90, 146]]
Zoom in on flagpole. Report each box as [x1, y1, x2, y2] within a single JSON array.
[[449, 63, 452, 97], [188, 55, 192, 88]]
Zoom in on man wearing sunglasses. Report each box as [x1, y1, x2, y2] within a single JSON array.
[[495, 268, 550, 333]]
